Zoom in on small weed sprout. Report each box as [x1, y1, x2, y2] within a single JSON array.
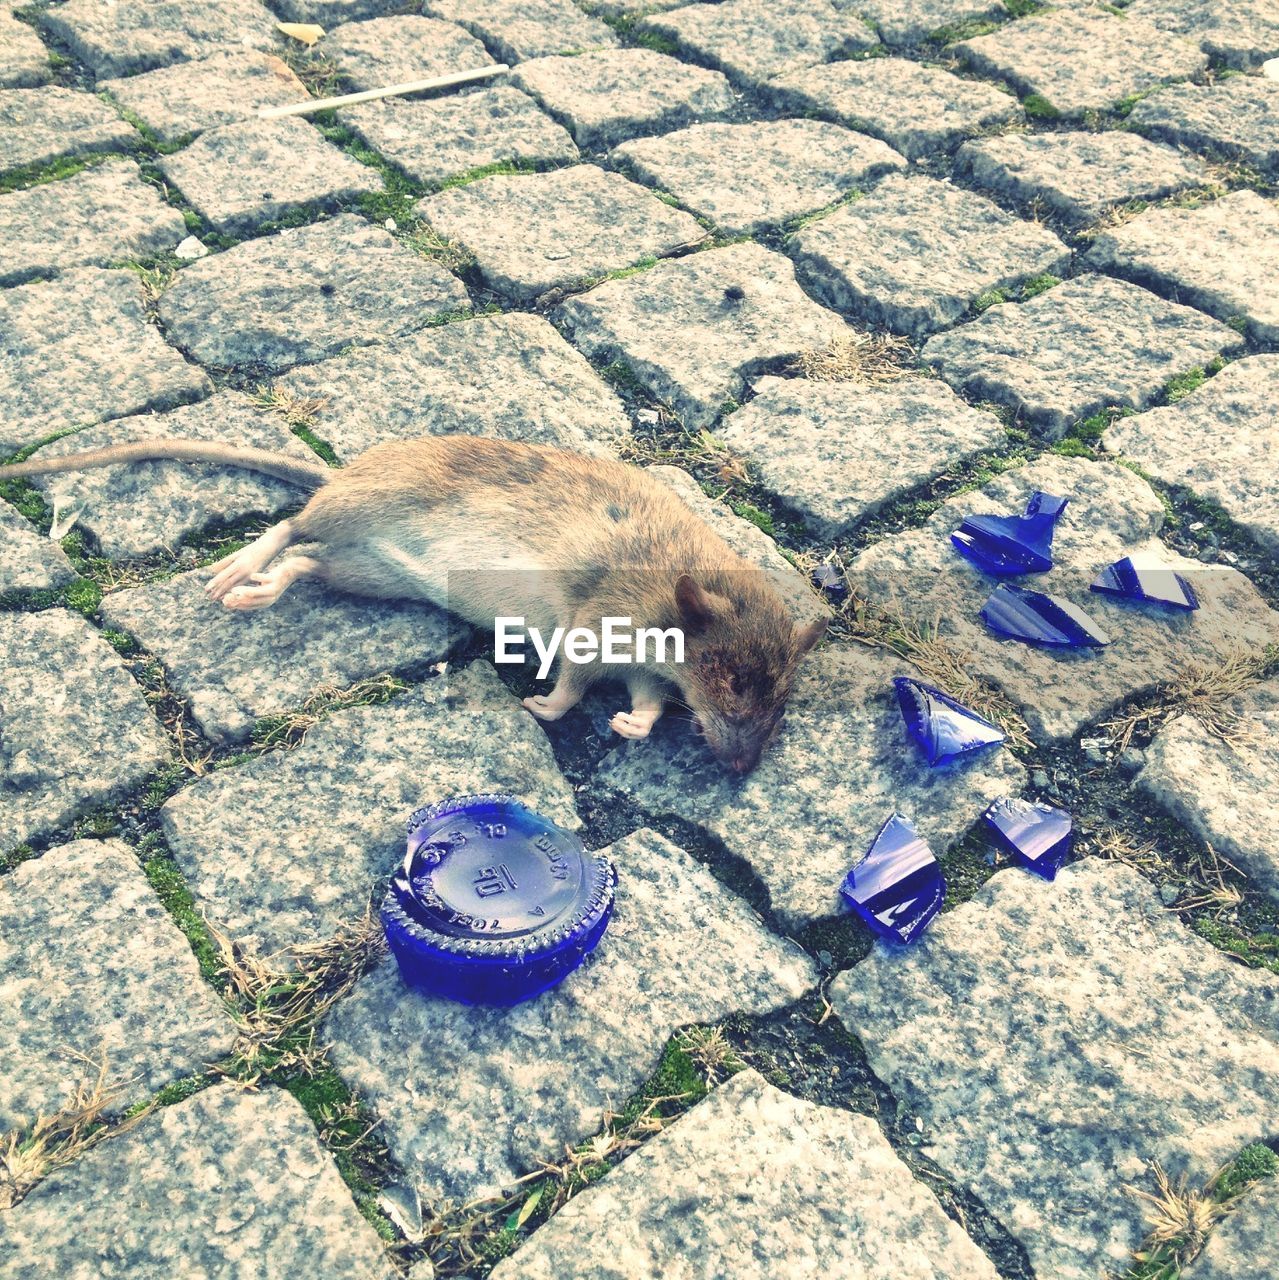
[[676, 1026, 744, 1086]]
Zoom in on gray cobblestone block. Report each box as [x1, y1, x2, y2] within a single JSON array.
[[425, 0, 619, 63], [279, 310, 630, 458], [274, 0, 408, 21], [953, 6, 1207, 115], [555, 241, 846, 430], [769, 56, 1020, 160], [0, 839, 236, 1130], [721, 376, 1007, 537], [161, 663, 574, 958], [324, 828, 817, 1200], [1105, 356, 1279, 557], [0, 11, 50, 89], [326, 15, 493, 92], [955, 130, 1208, 228], [100, 568, 459, 745], [922, 273, 1243, 438], [0, 268, 212, 456], [1129, 74, 1279, 174], [831, 859, 1279, 1280], [856, 0, 1008, 47], [1137, 677, 1279, 903], [0, 503, 75, 594], [0, 87, 136, 176], [157, 117, 382, 236], [23, 391, 318, 561], [640, 0, 880, 89], [101, 51, 311, 144], [0, 610, 171, 853], [420, 165, 705, 302], [612, 119, 905, 236], [158, 214, 471, 372], [493, 1069, 1001, 1280], [0, 1083, 398, 1280], [1085, 190, 1279, 346], [340, 87, 579, 187], [1126, 0, 1279, 71], [38, 0, 280, 79], [848, 456, 1279, 742], [1183, 1178, 1279, 1280], [0, 159, 188, 287], [790, 173, 1069, 338], [511, 48, 735, 151], [595, 644, 1023, 928]]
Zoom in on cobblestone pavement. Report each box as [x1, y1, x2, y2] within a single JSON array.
[[1, 4, 1277, 1279]]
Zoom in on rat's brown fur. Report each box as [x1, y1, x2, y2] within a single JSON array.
[[5, 435, 825, 771]]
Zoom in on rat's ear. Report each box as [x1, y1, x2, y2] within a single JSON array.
[[675, 574, 716, 634], [794, 616, 827, 656]]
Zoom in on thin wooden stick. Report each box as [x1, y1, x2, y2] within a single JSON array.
[[259, 64, 510, 118]]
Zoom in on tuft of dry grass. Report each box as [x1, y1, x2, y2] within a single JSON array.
[[0, 1051, 149, 1209], [790, 332, 917, 385], [1087, 826, 1165, 875], [252, 674, 408, 752], [251, 385, 329, 431], [676, 1026, 743, 1087], [401, 224, 476, 274], [1125, 1162, 1235, 1274]]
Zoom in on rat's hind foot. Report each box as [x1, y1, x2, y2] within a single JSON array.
[[221, 556, 318, 611], [610, 707, 661, 739], [522, 691, 580, 722], [205, 518, 297, 602]]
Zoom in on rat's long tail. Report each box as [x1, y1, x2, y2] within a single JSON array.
[[1, 439, 334, 489]]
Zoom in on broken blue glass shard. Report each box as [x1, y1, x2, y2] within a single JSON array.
[[1090, 556, 1199, 611], [893, 677, 1005, 766], [840, 813, 945, 945], [382, 793, 616, 1006], [812, 563, 848, 600], [980, 583, 1110, 647], [983, 796, 1073, 880], [951, 490, 1069, 575]]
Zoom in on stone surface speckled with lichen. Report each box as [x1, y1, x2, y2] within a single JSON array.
[[0, 503, 75, 594], [831, 859, 1279, 1280], [101, 50, 310, 144], [858, 0, 1008, 46], [512, 48, 735, 150], [0, 611, 171, 853], [721, 377, 1006, 537], [0, 159, 188, 287], [1183, 1177, 1279, 1280], [555, 242, 846, 430], [158, 215, 471, 372], [161, 663, 575, 958], [955, 130, 1208, 228], [640, 0, 879, 89], [23, 391, 318, 561], [0, 1083, 398, 1280], [613, 119, 904, 236], [769, 57, 1020, 160], [0, 12, 50, 89], [421, 165, 706, 302], [922, 273, 1243, 437], [324, 829, 816, 1200], [339, 87, 579, 187], [99, 568, 460, 745], [1137, 677, 1279, 903], [1106, 356, 1279, 556], [492, 1070, 1000, 1280], [326, 15, 493, 91], [954, 6, 1207, 115], [1085, 190, 1279, 346], [0, 87, 136, 175], [1129, 75, 1279, 173], [157, 117, 382, 235], [425, 0, 619, 63], [790, 173, 1069, 338], [595, 644, 1023, 928], [0, 839, 237, 1130], [849, 456, 1279, 742], [279, 311, 630, 457], [0, 268, 212, 456], [1126, 0, 1279, 70], [273, 0, 405, 22], [37, 0, 281, 79]]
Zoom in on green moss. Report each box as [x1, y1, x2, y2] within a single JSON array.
[[1022, 93, 1061, 119], [1, 842, 37, 874], [1162, 366, 1207, 403], [727, 499, 775, 536], [1227, 314, 1248, 333], [1191, 919, 1279, 976], [1004, 0, 1046, 14], [434, 159, 541, 191], [0, 151, 118, 196], [613, 1035, 708, 1129], [290, 424, 340, 466], [1049, 438, 1095, 458], [124, 1073, 215, 1118], [140, 845, 223, 983], [930, 18, 1000, 42], [973, 287, 1008, 313], [631, 30, 679, 54], [62, 578, 103, 617], [1219, 1143, 1278, 1197], [1019, 273, 1061, 300]]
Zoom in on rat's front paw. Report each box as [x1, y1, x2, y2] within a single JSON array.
[[523, 694, 569, 722], [610, 710, 654, 740]]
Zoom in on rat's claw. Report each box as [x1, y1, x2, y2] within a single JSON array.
[[610, 711, 654, 740], [205, 549, 258, 601], [222, 571, 284, 611]]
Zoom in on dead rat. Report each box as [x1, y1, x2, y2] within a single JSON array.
[[4, 435, 825, 772]]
